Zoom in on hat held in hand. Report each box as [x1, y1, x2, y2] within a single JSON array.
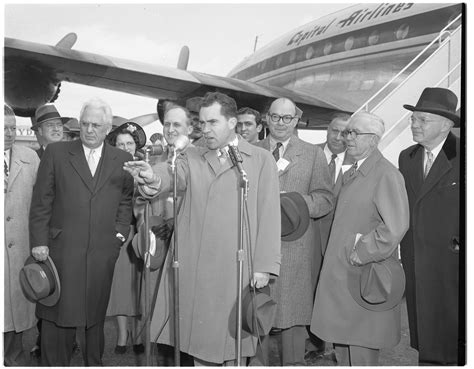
[[280, 192, 310, 241]]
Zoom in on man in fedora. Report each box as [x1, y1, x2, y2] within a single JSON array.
[[311, 111, 409, 365], [32, 104, 71, 158], [4, 104, 40, 366], [253, 97, 334, 366], [29, 98, 134, 366], [398, 87, 462, 365]]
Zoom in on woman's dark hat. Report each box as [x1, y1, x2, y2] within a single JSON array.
[[19, 256, 61, 307], [347, 256, 405, 312], [403, 87, 460, 127], [280, 192, 310, 241], [106, 122, 147, 149]]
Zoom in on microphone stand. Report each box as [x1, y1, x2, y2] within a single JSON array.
[[143, 148, 152, 366], [228, 145, 249, 367], [170, 147, 181, 366]]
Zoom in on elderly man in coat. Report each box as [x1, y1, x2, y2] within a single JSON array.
[[398, 87, 462, 365], [4, 104, 40, 366], [124, 92, 281, 366], [29, 98, 134, 366], [311, 111, 409, 365], [254, 97, 334, 366]]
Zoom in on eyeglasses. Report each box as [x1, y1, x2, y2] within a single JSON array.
[[341, 129, 377, 139], [267, 113, 298, 124]]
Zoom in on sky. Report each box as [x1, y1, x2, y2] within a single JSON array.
[[4, 2, 351, 136]]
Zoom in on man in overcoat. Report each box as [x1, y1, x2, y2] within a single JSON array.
[[4, 104, 40, 365], [255, 97, 334, 365], [29, 98, 134, 366], [398, 87, 462, 365], [311, 111, 409, 365], [124, 92, 281, 365]]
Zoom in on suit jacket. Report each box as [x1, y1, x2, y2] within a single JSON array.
[[146, 138, 281, 363], [35, 146, 44, 159], [256, 136, 334, 327], [4, 144, 40, 333], [312, 149, 409, 349], [29, 140, 134, 327], [398, 132, 461, 364]]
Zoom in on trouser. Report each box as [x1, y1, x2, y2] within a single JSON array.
[[305, 326, 326, 353], [194, 357, 247, 366], [250, 325, 306, 366], [334, 343, 379, 366], [4, 331, 29, 366], [41, 319, 104, 366]]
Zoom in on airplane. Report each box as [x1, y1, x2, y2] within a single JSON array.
[[4, 3, 462, 136]]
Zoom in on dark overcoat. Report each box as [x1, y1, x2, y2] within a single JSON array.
[[256, 136, 334, 328], [398, 132, 461, 364], [29, 140, 134, 328]]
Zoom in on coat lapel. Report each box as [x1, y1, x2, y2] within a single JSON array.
[[203, 149, 221, 176], [69, 140, 95, 193], [94, 143, 118, 194], [279, 136, 301, 177], [7, 146, 23, 190], [406, 144, 424, 196]]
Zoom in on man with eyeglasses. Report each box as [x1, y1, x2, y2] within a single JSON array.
[[32, 104, 71, 158], [311, 111, 409, 365], [398, 88, 462, 365], [254, 97, 334, 366]]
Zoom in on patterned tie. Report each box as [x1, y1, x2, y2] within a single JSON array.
[[4, 152, 9, 191], [328, 153, 337, 185], [272, 142, 283, 162], [87, 149, 97, 176], [424, 150, 434, 179], [217, 148, 228, 165], [342, 161, 358, 185]]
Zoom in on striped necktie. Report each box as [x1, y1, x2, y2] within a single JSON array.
[[272, 142, 283, 162], [343, 161, 358, 185], [424, 150, 433, 179], [87, 149, 97, 176], [328, 153, 337, 185]]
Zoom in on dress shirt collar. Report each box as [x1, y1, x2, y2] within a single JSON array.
[[83, 142, 104, 159], [423, 136, 447, 164], [269, 136, 291, 155], [323, 144, 345, 164]]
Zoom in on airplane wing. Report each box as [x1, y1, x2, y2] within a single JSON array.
[[5, 36, 348, 127]]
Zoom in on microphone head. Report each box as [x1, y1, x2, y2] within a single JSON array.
[[173, 135, 190, 151], [145, 144, 164, 156]]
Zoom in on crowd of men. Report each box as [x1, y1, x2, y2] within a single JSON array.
[[4, 86, 462, 366]]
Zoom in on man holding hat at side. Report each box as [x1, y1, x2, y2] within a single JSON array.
[[398, 87, 462, 365], [32, 104, 71, 158], [311, 111, 409, 365]]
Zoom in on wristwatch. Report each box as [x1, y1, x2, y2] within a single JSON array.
[[116, 233, 126, 242]]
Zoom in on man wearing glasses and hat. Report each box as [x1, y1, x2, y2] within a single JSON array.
[[32, 104, 72, 158], [398, 87, 462, 365]]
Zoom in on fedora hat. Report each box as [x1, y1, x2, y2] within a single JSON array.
[[132, 215, 169, 271], [241, 285, 277, 337], [63, 118, 80, 133], [19, 256, 61, 307], [280, 192, 310, 241], [32, 104, 71, 131], [347, 256, 405, 312], [403, 87, 460, 127], [106, 121, 147, 150]]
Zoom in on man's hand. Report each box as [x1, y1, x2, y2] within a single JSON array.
[[123, 161, 155, 185], [32, 246, 49, 261], [349, 249, 362, 266], [251, 272, 270, 289]]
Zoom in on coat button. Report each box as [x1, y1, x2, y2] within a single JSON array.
[[8, 242, 14, 248], [6, 216, 12, 221]]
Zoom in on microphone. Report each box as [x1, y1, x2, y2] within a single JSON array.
[[144, 144, 164, 156], [228, 145, 247, 177], [171, 135, 190, 152]]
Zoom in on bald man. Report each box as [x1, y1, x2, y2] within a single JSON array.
[[254, 97, 334, 365]]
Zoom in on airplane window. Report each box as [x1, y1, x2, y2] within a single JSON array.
[[345, 36, 354, 51], [395, 24, 410, 40], [305, 46, 314, 60], [289, 50, 297, 64], [276, 54, 283, 68], [323, 42, 332, 56], [368, 30, 380, 46]]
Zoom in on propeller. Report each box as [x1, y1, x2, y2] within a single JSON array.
[[55, 33, 77, 49], [177, 46, 190, 70]]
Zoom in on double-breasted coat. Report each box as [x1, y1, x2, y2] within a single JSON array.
[[29, 140, 134, 328], [146, 139, 281, 363], [311, 149, 409, 349], [256, 136, 334, 328], [398, 132, 461, 364], [4, 144, 40, 333]]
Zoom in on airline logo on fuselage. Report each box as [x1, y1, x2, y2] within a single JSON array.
[[287, 3, 414, 47]]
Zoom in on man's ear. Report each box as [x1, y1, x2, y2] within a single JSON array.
[[229, 117, 237, 130]]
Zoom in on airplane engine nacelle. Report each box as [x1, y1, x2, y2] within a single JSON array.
[[5, 57, 61, 117]]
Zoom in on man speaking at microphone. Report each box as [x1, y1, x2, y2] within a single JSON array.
[[124, 92, 281, 366]]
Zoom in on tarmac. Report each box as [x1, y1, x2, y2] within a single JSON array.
[[21, 299, 418, 366]]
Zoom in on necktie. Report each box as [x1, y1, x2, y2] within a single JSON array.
[[343, 161, 358, 185], [272, 142, 283, 162], [4, 152, 9, 191], [217, 148, 227, 165], [87, 149, 97, 176], [328, 153, 337, 185], [424, 150, 434, 179]]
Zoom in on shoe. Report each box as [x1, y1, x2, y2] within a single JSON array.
[[269, 328, 282, 335], [114, 345, 127, 354], [30, 345, 41, 358], [133, 343, 145, 354]]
